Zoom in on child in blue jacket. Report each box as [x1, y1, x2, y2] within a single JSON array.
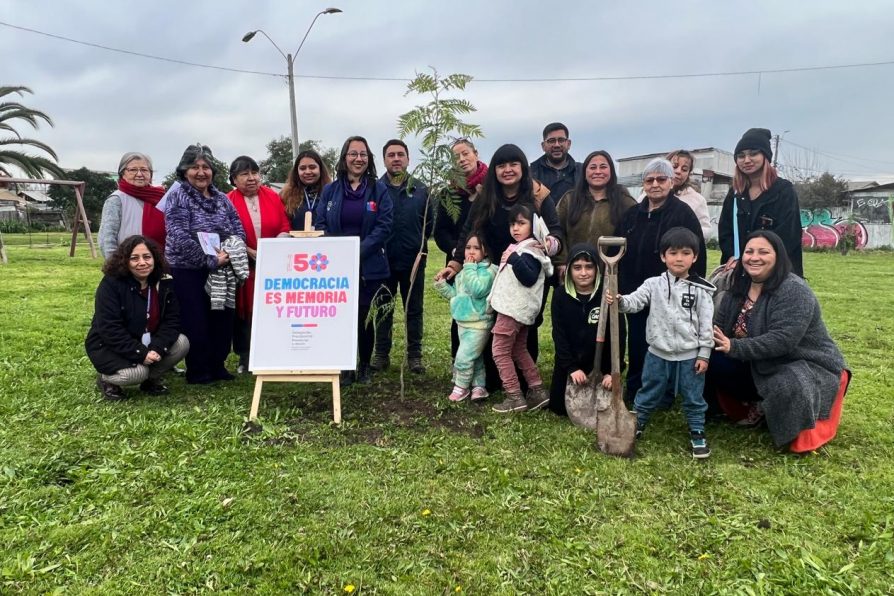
[[434, 232, 497, 402]]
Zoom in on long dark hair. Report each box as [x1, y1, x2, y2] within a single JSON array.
[[335, 136, 377, 182], [103, 235, 166, 285], [470, 143, 533, 232], [567, 150, 632, 228], [281, 150, 332, 216], [730, 230, 792, 297]]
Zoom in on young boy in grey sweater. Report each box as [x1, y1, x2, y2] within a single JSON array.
[[607, 227, 715, 458]]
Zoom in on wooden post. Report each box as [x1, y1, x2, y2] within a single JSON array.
[[69, 182, 96, 258]]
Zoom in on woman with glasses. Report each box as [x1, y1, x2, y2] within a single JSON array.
[[226, 155, 291, 373], [314, 136, 393, 385], [98, 152, 167, 258], [165, 144, 246, 384], [615, 158, 707, 402], [718, 128, 803, 276]]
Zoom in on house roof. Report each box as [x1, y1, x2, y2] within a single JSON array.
[[0, 189, 24, 204], [617, 147, 733, 162], [18, 190, 51, 203], [845, 180, 879, 192]]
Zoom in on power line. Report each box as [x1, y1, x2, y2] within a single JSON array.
[[3, 19, 894, 83], [784, 139, 894, 168], [0, 21, 283, 78]]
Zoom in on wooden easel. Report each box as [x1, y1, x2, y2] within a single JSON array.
[[248, 212, 342, 424]]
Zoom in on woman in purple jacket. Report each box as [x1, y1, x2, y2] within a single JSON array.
[[314, 136, 393, 385], [165, 144, 246, 384]]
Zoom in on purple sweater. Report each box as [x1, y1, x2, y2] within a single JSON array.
[[164, 181, 246, 270]]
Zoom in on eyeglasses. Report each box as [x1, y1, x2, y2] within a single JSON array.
[[735, 149, 762, 160], [124, 168, 151, 175], [643, 176, 669, 185], [346, 151, 369, 159], [544, 137, 568, 145]]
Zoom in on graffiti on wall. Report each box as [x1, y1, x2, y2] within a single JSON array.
[[800, 209, 869, 249]]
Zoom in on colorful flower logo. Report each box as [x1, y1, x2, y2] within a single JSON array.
[[309, 252, 329, 272]]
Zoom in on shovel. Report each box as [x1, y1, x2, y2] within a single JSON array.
[[595, 236, 637, 458], [565, 274, 612, 429]]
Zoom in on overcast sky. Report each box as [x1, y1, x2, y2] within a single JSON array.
[[3, 0, 894, 183]]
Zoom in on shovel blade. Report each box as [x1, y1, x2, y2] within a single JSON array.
[[566, 378, 612, 431], [596, 392, 637, 458]]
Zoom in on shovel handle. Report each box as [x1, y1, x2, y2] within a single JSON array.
[[597, 236, 627, 267]]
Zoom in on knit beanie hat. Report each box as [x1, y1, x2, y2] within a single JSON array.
[[734, 128, 772, 160]]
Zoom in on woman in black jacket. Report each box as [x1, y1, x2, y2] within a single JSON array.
[[718, 127, 803, 276], [85, 235, 189, 400], [615, 158, 706, 402]]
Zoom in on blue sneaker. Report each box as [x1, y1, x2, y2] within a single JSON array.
[[690, 431, 711, 459]]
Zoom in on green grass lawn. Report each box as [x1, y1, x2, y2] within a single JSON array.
[[1, 236, 892, 594]]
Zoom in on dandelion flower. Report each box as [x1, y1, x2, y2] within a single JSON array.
[[422, 509, 432, 516], [344, 584, 355, 593]]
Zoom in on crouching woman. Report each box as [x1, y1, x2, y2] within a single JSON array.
[[86, 235, 189, 400]]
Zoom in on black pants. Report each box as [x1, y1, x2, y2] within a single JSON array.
[[358, 280, 386, 367], [374, 267, 425, 359], [171, 267, 234, 383], [233, 316, 251, 365]]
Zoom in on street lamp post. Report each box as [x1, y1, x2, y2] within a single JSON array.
[[243, 7, 342, 161]]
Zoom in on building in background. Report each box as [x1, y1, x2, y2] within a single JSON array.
[[617, 148, 736, 204]]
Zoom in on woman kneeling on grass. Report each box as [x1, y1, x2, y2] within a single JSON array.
[[86, 235, 189, 400], [709, 230, 850, 451]]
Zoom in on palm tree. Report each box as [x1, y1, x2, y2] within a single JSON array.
[[0, 86, 65, 179]]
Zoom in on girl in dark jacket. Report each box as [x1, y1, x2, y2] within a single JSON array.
[[615, 158, 706, 402], [549, 244, 626, 415], [85, 235, 189, 400], [281, 149, 332, 231], [718, 128, 803, 276], [314, 136, 393, 384]]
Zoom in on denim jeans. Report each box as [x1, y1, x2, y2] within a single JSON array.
[[635, 352, 707, 432], [453, 325, 490, 389]]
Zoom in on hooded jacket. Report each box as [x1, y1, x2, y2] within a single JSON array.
[[618, 271, 716, 361], [433, 259, 497, 329], [550, 244, 625, 376], [488, 238, 554, 325], [380, 174, 434, 272], [717, 178, 803, 276]]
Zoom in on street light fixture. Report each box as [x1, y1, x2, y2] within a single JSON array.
[[242, 7, 343, 161]]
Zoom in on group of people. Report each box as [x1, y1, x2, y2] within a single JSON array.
[[86, 124, 849, 457]]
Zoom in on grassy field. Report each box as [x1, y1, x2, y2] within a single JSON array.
[[1, 236, 892, 594]]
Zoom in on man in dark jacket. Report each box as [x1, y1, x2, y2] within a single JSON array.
[[372, 139, 434, 374], [529, 122, 581, 206]]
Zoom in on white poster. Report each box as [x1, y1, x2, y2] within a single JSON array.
[[248, 237, 360, 372]]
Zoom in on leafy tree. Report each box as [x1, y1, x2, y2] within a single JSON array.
[[48, 167, 117, 226], [795, 172, 848, 210], [0, 86, 65, 179], [259, 136, 338, 183], [161, 152, 233, 192], [389, 69, 482, 393]]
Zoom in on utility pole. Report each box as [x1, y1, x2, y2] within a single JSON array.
[[772, 134, 781, 167]]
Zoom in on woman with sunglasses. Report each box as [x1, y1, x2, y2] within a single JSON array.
[[615, 158, 706, 402], [718, 128, 803, 276]]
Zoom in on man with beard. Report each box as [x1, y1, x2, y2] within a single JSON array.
[[530, 122, 582, 206]]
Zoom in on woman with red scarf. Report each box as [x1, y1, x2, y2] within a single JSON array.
[[432, 139, 489, 361], [98, 152, 167, 258], [226, 155, 291, 373]]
